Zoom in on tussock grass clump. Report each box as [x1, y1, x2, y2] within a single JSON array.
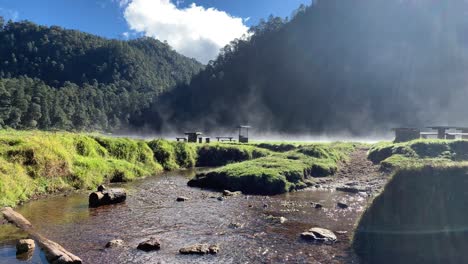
[[254, 142, 298, 152], [147, 139, 198, 170], [368, 139, 468, 171], [196, 144, 270, 167], [353, 163, 468, 264], [189, 143, 356, 195]]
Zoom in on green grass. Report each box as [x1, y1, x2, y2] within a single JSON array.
[[0, 130, 163, 206], [367, 139, 468, 171], [188, 143, 357, 195], [195, 143, 270, 167]]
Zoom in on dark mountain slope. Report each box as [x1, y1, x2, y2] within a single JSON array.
[[156, 0, 468, 135]]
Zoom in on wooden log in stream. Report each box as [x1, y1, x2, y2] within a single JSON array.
[[1, 207, 82, 264], [89, 188, 126, 207]]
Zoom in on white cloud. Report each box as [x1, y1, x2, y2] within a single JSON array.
[[123, 0, 249, 63]]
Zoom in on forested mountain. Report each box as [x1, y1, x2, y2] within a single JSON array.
[[0, 18, 203, 131], [156, 0, 468, 135]]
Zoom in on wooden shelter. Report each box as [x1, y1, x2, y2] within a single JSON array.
[[185, 132, 202, 143], [392, 128, 420, 143], [238, 126, 251, 143]]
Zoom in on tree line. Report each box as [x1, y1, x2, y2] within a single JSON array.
[[0, 18, 203, 131]]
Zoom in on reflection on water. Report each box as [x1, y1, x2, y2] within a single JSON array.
[[0, 169, 368, 263]]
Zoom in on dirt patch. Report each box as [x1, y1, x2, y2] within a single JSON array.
[[318, 147, 390, 196]]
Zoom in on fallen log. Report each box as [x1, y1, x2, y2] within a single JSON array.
[[1, 207, 82, 264], [89, 188, 126, 207]]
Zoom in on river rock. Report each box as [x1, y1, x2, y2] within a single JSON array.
[[266, 215, 287, 224], [217, 196, 224, 201], [301, 227, 337, 244], [228, 222, 244, 229], [97, 185, 107, 192], [311, 202, 323, 209], [106, 239, 124, 248], [337, 202, 349, 209], [137, 238, 161, 252], [16, 239, 35, 254], [179, 244, 219, 255], [223, 190, 242, 197], [176, 196, 189, 202]]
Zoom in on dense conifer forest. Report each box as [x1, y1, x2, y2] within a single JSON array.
[[0, 18, 203, 131]]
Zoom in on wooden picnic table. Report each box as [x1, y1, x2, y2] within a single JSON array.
[[216, 136, 234, 142], [427, 126, 468, 139]]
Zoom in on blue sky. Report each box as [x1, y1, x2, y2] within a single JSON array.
[[0, 0, 311, 62]]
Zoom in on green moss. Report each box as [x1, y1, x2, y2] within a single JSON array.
[[196, 143, 270, 167], [189, 143, 356, 195], [368, 139, 468, 171]]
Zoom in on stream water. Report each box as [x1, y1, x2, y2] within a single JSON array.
[[0, 169, 369, 264]]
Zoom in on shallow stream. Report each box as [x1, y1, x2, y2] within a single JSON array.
[[0, 169, 368, 263]]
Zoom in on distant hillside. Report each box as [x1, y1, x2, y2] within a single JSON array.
[[0, 19, 203, 131], [156, 0, 468, 135]]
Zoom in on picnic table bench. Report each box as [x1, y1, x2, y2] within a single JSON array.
[[216, 136, 234, 142]]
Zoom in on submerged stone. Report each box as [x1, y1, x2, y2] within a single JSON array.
[[179, 244, 219, 255], [137, 238, 161, 252], [106, 239, 124, 248], [301, 227, 337, 244], [176, 196, 189, 202]]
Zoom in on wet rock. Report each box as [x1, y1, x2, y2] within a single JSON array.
[[336, 186, 367, 193], [176, 196, 189, 202], [137, 238, 161, 252], [223, 190, 242, 197], [301, 227, 337, 244], [97, 185, 107, 192], [228, 222, 244, 229], [217, 197, 224, 201], [266, 215, 287, 224], [106, 239, 124, 248], [311, 202, 323, 209], [16, 239, 35, 254], [337, 202, 349, 209], [179, 244, 219, 255]]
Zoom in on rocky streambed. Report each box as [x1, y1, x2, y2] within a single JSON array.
[[0, 149, 387, 264]]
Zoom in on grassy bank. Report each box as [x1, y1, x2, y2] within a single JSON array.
[[367, 139, 468, 171], [353, 139, 468, 263], [0, 131, 275, 206], [188, 142, 357, 195], [0, 131, 164, 206], [353, 163, 468, 263]]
